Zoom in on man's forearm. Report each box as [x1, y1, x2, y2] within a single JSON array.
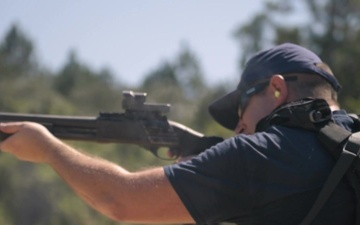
[[50, 144, 194, 223], [46, 141, 132, 221], [0, 122, 194, 224]]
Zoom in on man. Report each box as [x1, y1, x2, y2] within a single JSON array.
[[0, 43, 356, 224]]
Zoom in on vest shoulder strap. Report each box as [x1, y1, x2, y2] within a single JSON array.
[[318, 122, 352, 159], [300, 131, 360, 225]]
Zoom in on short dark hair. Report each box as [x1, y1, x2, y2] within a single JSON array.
[[283, 65, 339, 106]]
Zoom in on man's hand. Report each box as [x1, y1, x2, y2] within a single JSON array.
[[0, 122, 61, 163]]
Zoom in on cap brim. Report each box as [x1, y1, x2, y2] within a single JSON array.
[[208, 90, 240, 130]]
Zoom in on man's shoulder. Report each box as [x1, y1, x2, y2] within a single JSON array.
[[231, 126, 330, 166], [237, 125, 315, 146]]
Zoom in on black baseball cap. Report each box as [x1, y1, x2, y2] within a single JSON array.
[[208, 43, 342, 130]]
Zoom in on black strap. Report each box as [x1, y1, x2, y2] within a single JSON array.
[[317, 122, 352, 159], [300, 132, 360, 225]]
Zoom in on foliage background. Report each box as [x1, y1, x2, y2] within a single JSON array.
[[1, 0, 360, 224]]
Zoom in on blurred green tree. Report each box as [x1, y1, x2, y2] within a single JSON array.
[[54, 50, 124, 114], [0, 23, 38, 78]]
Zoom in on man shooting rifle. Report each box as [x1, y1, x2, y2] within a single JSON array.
[[0, 43, 356, 224]]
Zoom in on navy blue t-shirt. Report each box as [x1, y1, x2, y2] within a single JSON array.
[[164, 110, 356, 225]]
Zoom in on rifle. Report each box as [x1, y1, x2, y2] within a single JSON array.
[[0, 91, 223, 159]]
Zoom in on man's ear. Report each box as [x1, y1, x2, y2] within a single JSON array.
[[269, 75, 288, 107]]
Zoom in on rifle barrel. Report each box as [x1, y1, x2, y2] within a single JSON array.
[[0, 112, 98, 141]]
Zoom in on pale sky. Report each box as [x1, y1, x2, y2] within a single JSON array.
[[1, 1, 267, 86]]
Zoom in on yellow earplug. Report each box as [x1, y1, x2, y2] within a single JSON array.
[[275, 90, 281, 98]]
